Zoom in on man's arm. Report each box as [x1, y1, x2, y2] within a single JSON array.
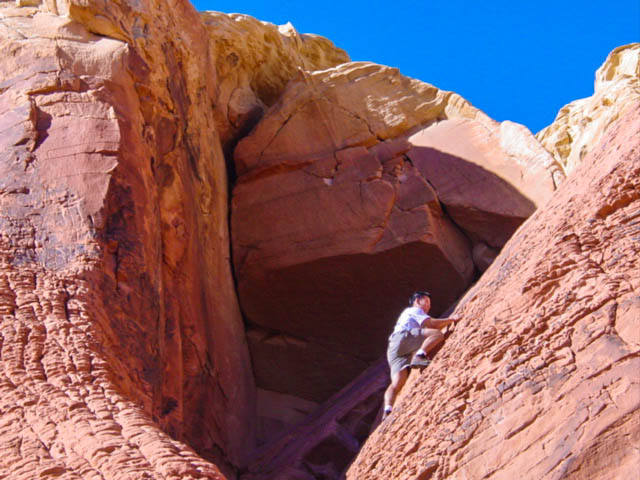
[[424, 315, 460, 329]]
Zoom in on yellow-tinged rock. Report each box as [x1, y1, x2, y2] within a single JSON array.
[[16, 0, 41, 6], [201, 11, 349, 148], [537, 43, 640, 176]]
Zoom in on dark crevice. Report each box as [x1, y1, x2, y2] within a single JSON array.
[[33, 105, 52, 151]]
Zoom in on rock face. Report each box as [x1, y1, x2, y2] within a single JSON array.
[[0, 0, 254, 477], [347, 104, 640, 479], [2, 1, 637, 479], [231, 61, 558, 425], [537, 43, 640, 176]]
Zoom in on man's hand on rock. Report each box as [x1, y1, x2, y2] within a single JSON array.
[[448, 315, 461, 325]]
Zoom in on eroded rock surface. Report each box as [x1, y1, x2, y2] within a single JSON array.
[[231, 61, 559, 432], [0, 258, 227, 480], [347, 104, 640, 480], [200, 11, 349, 153], [0, 0, 254, 477], [537, 43, 640, 176]]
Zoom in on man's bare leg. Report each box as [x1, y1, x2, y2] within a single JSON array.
[[383, 367, 409, 417], [419, 327, 444, 355]]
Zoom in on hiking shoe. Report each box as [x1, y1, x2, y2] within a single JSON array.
[[411, 353, 431, 368], [382, 405, 392, 420]]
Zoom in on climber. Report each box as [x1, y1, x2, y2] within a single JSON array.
[[382, 291, 459, 419]]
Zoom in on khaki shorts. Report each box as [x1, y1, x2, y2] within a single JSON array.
[[387, 329, 425, 377]]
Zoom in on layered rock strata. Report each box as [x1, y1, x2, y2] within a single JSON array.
[[0, 249, 227, 480], [231, 61, 559, 429], [0, 0, 254, 476], [537, 43, 640, 176], [347, 104, 640, 480]]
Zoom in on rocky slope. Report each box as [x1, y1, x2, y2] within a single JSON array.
[[346, 102, 640, 480]]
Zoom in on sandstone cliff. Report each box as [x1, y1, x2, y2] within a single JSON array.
[[1, 1, 638, 479], [0, 0, 254, 476], [0, 0, 352, 477]]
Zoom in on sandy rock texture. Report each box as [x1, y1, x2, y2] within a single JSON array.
[[0, 258, 226, 479], [537, 43, 640, 177], [231, 61, 559, 415], [347, 104, 640, 480], [200, 11, 349, 154], [0, 0, 254, 476]]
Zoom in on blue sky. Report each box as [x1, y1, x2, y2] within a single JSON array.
[[191, 1, 639, 134]]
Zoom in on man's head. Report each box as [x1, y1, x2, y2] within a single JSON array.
[[410, 291, 431, 312]]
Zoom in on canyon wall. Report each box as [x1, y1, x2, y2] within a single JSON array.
[[0, 0, 351, 476], [0, 0, 252, 476]]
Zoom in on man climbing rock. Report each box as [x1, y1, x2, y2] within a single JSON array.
[[383, 291, 459, 419]]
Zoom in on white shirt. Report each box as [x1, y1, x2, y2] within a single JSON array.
[[391, 306, 430, 335]]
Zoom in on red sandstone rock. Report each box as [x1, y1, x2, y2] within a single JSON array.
[[231, 62, 557, 411], [0, 1, 253, 477], [346, 104, 640, 480], [2, 3, 636, 480]]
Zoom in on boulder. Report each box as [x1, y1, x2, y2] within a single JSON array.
[[232, 62, 558, 409], [347, 102, 640, 480], [407, 117, 556, 247]]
